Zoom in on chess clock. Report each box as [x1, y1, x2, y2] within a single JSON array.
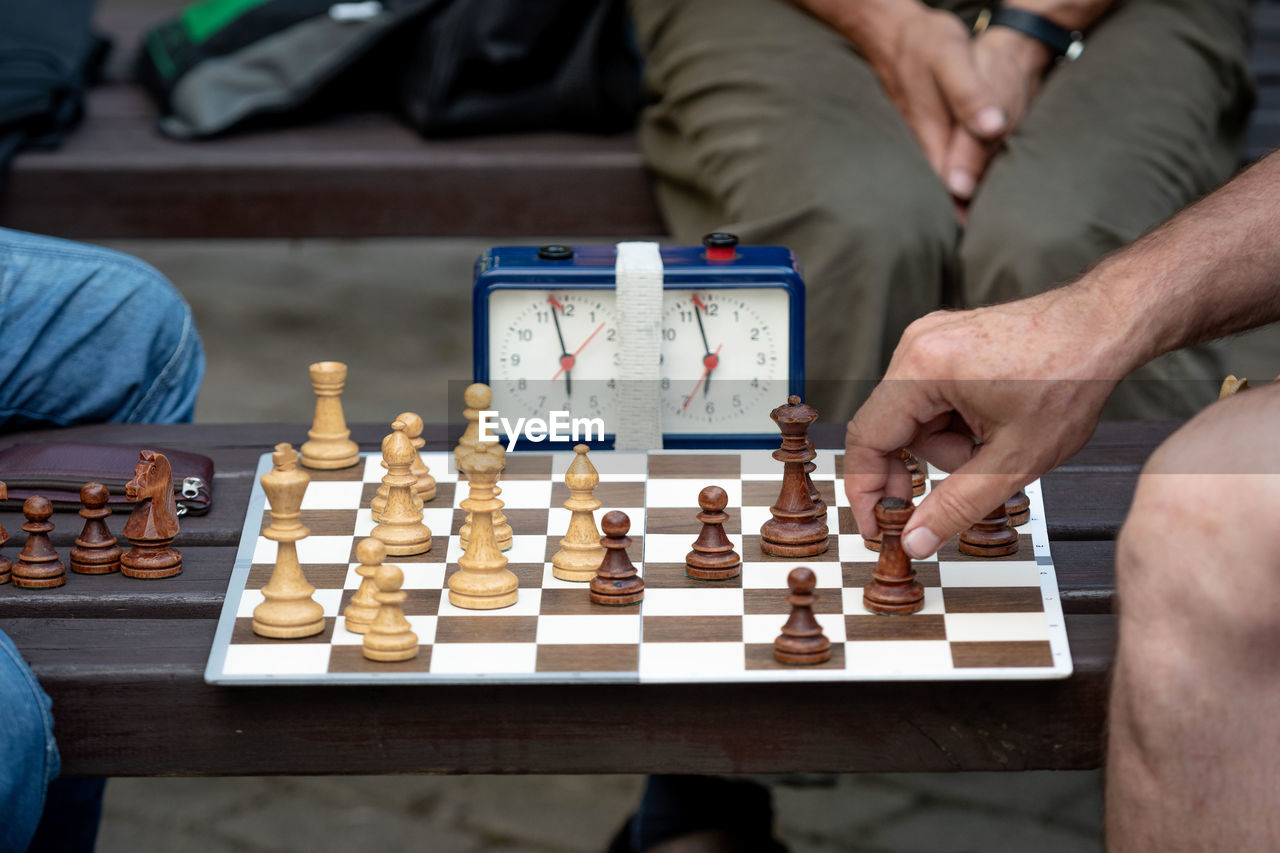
[[473, 235, 805, 448]]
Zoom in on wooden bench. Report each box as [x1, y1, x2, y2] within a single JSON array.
[[0, 5, 1276, 240], [0, 420, 1176, 776]]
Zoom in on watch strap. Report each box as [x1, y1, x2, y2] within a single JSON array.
[[984, 6, 1084, 60]]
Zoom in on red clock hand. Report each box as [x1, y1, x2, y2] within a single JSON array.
[[682, 344, 722, 412], [552, 321, 607, 380]]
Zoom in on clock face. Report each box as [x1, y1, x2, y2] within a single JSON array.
[[486, 286, 791, 436]]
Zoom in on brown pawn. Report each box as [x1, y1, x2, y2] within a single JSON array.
[[773, 567, 831, 665], [863, 497, 924, 615], [685, 485, 741, 580], [902, 450, 926, 498], [590, 511, 645, 606], [121, 450, 183, 578], [12, 496, 66, 589], [70, 483, 123, 575], [959, 504, 1019, 557], [0, 481, 10, 584], [760, 396, 829, 558], [1006, 489, 1031, 527]]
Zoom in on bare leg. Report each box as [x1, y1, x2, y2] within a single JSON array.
[[1107, 382, 1280, 849]]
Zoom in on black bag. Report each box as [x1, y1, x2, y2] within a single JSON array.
[[134, 0, 641, 140], [397, 0, 641, 137]]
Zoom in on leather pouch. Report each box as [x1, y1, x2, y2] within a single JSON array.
[[0, 443, 214, 516]]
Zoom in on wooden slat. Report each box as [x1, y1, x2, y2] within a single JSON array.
[[8, 614, 1114, 775]]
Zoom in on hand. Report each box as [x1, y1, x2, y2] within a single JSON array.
[[851, 5, 1009, 180], [944, 25, 1053, 205], [843, 284, 1130, 558]]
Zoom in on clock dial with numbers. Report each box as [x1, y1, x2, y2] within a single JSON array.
[[488, 289, 621, 423], [658, 289, 789, 432]]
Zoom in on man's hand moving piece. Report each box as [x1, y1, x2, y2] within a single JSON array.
[[844, 149, 1280, 558]]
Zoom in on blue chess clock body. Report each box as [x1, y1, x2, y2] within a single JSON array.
[[472, 240, 805, 449]]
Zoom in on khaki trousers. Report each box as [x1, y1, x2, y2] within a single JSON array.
[[631, 0, 1254, 419]]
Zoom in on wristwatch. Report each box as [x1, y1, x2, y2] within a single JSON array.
[[974, 5, 1085, 61]]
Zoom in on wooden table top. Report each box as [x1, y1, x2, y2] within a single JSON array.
[[0, 421, 1176, 776]]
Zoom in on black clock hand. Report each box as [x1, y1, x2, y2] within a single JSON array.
[[547, 295, 572, 397], [692, 295, 714, 397]]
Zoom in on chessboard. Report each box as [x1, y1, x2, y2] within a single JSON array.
[[205, 448, 1072, 685]]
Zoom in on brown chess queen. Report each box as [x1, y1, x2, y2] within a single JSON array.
[[760, 396, 829, 558]]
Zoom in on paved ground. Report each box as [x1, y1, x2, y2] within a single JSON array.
[[80, 237, 1277, 851]]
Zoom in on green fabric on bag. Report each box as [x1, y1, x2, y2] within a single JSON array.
[[181, 0, 274, 43]]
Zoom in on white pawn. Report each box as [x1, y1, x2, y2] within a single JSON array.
[[370, 427, 432, 556], [552, 444, 605, 581], [453, 382, 491, 476], [343, 538, 386, 634], [362, 564, 418, 662]]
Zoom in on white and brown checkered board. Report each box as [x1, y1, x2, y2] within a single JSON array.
[[205, 449, 1071, 685]]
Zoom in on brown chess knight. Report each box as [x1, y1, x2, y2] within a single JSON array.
[[121, 449, 183, 578]]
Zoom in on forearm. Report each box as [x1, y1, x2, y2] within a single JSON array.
[[1001, 0, 1114, 31], [1077, 151, 1280, 373]]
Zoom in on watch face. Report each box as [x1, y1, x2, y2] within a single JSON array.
[[485, 285, 792, 438]]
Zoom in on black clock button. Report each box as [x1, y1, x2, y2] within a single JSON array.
[[702, 233, 739, 249], [538, 245, 574, 260]]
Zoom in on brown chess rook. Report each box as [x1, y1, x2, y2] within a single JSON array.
[[863, 497, 924, 615], [0, 480, 10, 584], [12, 496, 66, 589], [903, 450, 926, 497], [121, 450, 183, 578], [685, 485, 741, 580], [70, 482, 123, 574], [760, 396, 829, 558], [959, 503, 1020, 557], [590, 511, 645, 606], [1006, 489, 1031, 527], [773, 567, 832, 665]]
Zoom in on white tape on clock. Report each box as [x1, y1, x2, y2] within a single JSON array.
[[614, 242, 664, 450]]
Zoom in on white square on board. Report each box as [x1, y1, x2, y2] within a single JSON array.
[[222, 644, 331, 676], [642, 587, 744, 616], [944, 613, 1051, 642], [429, 643, 537, 674], [937, 562, 1041, 588], [536, 615, 641, 645], [645, 479, 742, 509], [844, 641, 953, 677], [640, 642, 745, 678]]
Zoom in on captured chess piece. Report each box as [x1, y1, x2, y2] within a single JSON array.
[[253, 443, 325, 638], [903, 450, 926, 497], [343, 538, 387, 634], [773, 567, 831, 665], [70, 482, 123, 574], [0, 481, 10, 585], [454, 382, 492, 474], [862, 497, 924, 615], [590, 511, 645, 606], [362, 564, 419, 662], [760, 396, 829, 558], [299, 360, 360, 470], [459, 442, 513, 552], [959, 503, 1020, 557], [685, 485, 741, 580], [11, 496, 65, 589], [448, 449, 519, 610], [370, 425, 432, 556], [121, 450, 183, 579], [372, 412, 435, 521], [552, 444, 605, 581], [1006, 489, 1031, 527]]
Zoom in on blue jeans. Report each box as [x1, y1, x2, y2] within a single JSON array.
[[0, 227, 204, 851], [0, 227, 204, 427]]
